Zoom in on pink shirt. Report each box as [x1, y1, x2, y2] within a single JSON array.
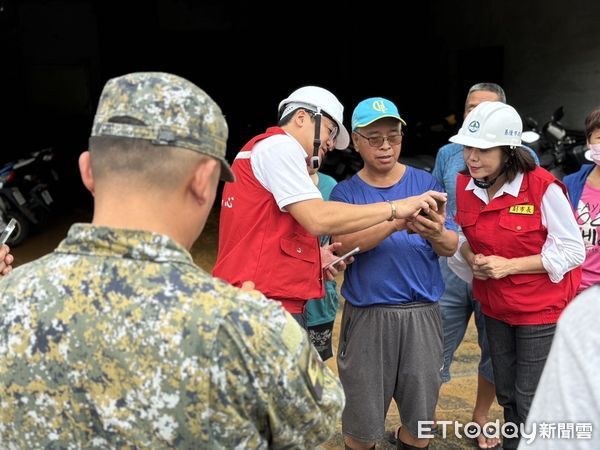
[[576, 182, 600, 291]]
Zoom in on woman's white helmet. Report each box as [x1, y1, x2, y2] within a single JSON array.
[[278, 86, 350, 149], [450, 101, 523, 149]]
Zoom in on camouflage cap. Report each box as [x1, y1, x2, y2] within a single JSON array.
[[91, 72, 234, 182]]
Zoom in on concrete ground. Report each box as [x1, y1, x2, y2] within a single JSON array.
[[10, 208, 503, 449]]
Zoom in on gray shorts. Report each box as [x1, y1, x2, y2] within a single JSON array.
[[337, 300, 443, 442]]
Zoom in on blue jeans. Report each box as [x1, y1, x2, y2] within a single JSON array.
[[484, 316, 556, 449], [438, 257, 494, 383]]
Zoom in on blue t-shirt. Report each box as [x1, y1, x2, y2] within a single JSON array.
[[432, 143, 464, 228], [330, 166, 451, 307]]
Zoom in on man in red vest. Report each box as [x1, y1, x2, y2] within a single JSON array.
[[213, 86, 447, 326]]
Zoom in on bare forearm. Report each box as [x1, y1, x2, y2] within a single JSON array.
[[429, 229, 458, 257], [472, 250, 546, 280], [287, 199, 393, 236], [286, 191, 447, 236], [460, 241, 474, 261], [506, 254, 545, 275], [332, 221, 398, 254]]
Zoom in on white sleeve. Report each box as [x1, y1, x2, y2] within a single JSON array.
[[518, 287, 600, 450], [447, 233, 473, 283], [540, 183, 586, 283], [251, 136, 321, 210]]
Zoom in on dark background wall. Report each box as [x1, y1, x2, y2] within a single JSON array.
[[1, 0, 599, 206], [431, 0, 600, 129]]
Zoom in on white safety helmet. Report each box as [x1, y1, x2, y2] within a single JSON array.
[[278, 86, 350, 149], [450, 101, 523, 149]]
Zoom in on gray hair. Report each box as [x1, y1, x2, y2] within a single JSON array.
[[465, 83, 506, 107]]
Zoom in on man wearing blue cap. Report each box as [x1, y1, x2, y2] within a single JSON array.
[[213, 87, 447, 328], [331, 97, 458, 450]]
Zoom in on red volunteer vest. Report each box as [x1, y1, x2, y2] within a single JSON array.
[[455, 167, 581, 325], [212, 127, 323, 313]]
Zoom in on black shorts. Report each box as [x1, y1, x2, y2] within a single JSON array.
[[308, 321, 334, 361]]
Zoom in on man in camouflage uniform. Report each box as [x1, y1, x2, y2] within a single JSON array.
[[0, 72, 344, 449]]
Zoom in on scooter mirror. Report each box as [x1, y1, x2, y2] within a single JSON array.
[[521, 131, 540, 143], [547, 123, 567, 140], [551, 106, 564, 122]]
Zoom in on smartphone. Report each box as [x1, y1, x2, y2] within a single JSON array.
[[0, 218, 17, 245], [419, 198, 446, 217], [323, 246, 360, 270]]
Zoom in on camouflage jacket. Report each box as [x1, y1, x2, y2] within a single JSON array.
[[0, 224, 344, 449]]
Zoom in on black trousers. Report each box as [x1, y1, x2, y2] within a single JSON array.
[[484, 315, 556, 449]]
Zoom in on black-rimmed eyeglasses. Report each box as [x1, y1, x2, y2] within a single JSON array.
[[354, 131, 403, 147]]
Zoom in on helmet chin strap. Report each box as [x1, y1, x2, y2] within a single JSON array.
[[310, 110, 322, 169], [472, 167, 506, 189]]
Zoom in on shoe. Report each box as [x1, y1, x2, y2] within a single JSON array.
[[466, 424, 502, 449], [384, 426, 438, 446]]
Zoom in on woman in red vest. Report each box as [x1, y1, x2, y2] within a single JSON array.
[[447, 101, 585, 450]]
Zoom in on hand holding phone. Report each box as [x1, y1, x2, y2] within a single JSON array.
[[323, 246, 360, 270], [0, 218, 17, 245], [419, 198, 446, 217]]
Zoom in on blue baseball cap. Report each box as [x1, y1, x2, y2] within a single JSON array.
[[351, 97, 407, 130]]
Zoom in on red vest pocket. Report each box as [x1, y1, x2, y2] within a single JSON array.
[[269, 234, 322, 302], [280, 235, 318, 263], [498, 210, 542, 233], [507, 273, 546, 285]]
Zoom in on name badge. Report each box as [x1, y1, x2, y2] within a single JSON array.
[[509, 204, 535, 214]]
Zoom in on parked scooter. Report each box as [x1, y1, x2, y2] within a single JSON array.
[[0, 147, 61, 246], [522, 107, 587, 180]]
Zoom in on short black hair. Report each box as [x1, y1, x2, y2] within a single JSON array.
[[585, 107, 600, 141]]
